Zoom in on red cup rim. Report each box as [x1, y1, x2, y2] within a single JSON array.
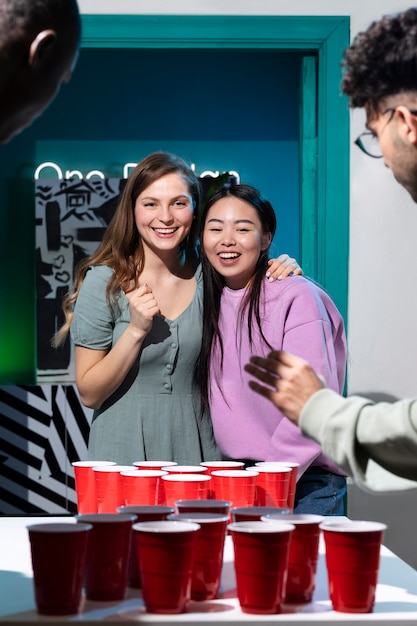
[[120, 470, 168, 477], [162, 465, 208, 472], [228, 521, 295, 533], [211, 470, 258, 477], [255, 461, 300, 469], [176, 499, 231, 507], [232, 506, 290, 515], [133, 520, 201, 533], [117, 505, 175, 514], [27, 522, 93, 533], [246, 465, 291, 474], [92, 465, 136, 473], [168, 512, 229, 522], [76, 513, 137, 523], [319, 520, 387, 533], [162, 474, 211, 482], [263, 513, 324, 524]]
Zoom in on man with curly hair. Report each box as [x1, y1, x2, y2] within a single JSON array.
[[245, 8, 417, 493], [0, 0, 81, 144]]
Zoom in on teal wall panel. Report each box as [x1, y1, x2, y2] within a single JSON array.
[[0, 48, 302, 383], [0, 15, 349, 384]]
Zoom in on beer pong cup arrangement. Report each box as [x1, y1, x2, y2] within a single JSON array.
[[176, 498, 231, 515], [120, 470, 168, 506], [133, 520, 200, 613], [211, 470, 258, 509], [76, 513, 136, 601], [263, 513, 324, 603], [232, 505, 290, 523], [162, 474, 211, 507], [72, 460, 116, 514], [117, 505, 175, 588], [228, 520, 295, 614], [28, 522, 92, 615], [93, 465, 137, 513], [255, 461, 300, 510], [168, 512, 229, 601], [320, 520, 387, 613], [247, 465, 291, 508]]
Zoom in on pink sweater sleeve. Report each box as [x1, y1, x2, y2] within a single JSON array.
[[264, 279, 347, 474]]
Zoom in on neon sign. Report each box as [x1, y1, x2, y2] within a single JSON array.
[[34, 162, 240, 182]]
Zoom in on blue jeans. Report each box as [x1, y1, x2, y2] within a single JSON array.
[[293, 468, 347, 516]]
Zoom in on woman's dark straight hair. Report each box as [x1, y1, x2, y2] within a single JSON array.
[[194, 183, 277, 417]]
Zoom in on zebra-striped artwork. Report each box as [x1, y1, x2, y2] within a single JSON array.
[[0, 384, 92, 514]]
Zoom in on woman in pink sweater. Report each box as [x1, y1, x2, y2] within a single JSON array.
[[195, 182, 347, 514]]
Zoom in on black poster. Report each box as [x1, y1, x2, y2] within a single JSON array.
[[36, 178, 126, 382]]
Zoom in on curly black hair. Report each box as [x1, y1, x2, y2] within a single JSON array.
[[341, 8, 417, 109]]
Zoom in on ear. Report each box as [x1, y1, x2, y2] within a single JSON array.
[[261, 232, 272, 250], [395, 105, 417, 146], [28, 29, 57, 67]]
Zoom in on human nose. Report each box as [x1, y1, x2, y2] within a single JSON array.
[[220, 228, 236, 246], [158, 205, 174, 222]]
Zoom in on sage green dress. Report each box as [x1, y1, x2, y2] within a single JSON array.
[[71, 264, 221, 465]]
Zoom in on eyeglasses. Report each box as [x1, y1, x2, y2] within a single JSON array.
[[354, 107, 417, 158]]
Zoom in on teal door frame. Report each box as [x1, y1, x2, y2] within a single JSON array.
[[81, 14, 350, 323]]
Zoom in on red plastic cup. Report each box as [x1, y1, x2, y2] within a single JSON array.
[[161, 465, 208, 474], [168, 512, 229, 600], [133, 520, 200, 613], [133, 462, 177, 502], [263, 513, 324, 603], [232, 506, 290, 523], [117, 505, 175, 588], [120, 470, 168, 506], [72, 460, 116, 514], [256, 462, 299, 511], [211, 470, 258, 509], [320, 520, 387, 613], [162, 474, 211, 508], [247, 465, 291, 508], [28, 522, 92, 615], [200, 462, 244, 498], [93, 465, 137, 513], [76, 513, 136, 601], [200, 461, 245, 475], [228, 521, 295, 614], [176, 499, 231, 515]]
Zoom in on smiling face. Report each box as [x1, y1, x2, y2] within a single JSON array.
[[203, 195, 272, 289], [134, 172, 195, 256]]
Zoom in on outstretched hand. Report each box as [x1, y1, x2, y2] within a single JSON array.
[[244, 350, 325, 424]]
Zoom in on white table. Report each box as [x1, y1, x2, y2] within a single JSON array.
[[1, 516, 417, 625]]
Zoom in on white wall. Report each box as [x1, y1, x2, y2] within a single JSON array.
[[77, 0, 417, 567]]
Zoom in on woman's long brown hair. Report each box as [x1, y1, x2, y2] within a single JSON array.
[[53, 152, 201, 347]]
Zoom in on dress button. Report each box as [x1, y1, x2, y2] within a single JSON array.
[[166, 364, 172, 371], [164, 383, 170, 389], [171, 343, 177, 349]]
